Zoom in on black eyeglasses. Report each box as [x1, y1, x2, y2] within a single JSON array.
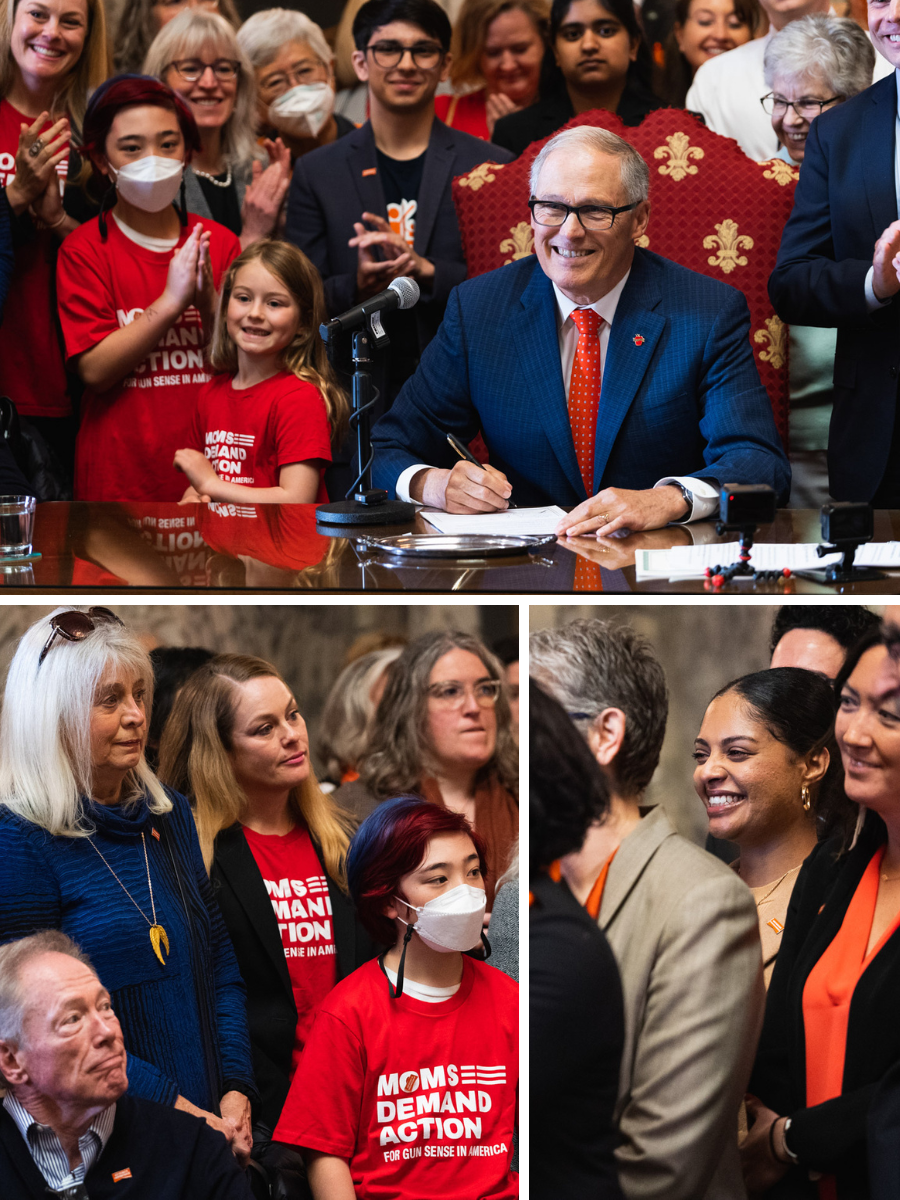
[[167, 58, 241, 83], [39, 607, 124, 668], [760, 92, 842, 119], [366, 40, 444, 69], [529, 198, 640, 231]]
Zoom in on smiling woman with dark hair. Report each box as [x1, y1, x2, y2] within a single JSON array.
[[745, 624, 900, 1197], [491, 0, 664, 156], [694, 667, 846, 987]]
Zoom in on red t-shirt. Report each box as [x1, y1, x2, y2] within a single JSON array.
[[273, 957, 519, 1200], [242, 824, 338, 1074], [435, 92, 490, 141], [56, 211, 240, 501], [197, 502, 332, 574], [0, 99, 71, 417], [190, 370, 331, 502]]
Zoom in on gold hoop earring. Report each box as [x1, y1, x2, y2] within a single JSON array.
[[801, 784, 811, 813]]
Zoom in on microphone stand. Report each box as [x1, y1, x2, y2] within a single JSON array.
[[316, 320, 416, 527]]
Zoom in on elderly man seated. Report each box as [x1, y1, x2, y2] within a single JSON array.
[[371, 124, 790, 538], [0, 931, 253, 1200]]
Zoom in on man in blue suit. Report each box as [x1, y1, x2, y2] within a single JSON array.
[[768, 5, 900, 504], [372, 125, 790, 536]]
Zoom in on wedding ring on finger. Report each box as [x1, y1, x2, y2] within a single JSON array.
[[28, 138, 44, 157], [595, 513, 610, 525]]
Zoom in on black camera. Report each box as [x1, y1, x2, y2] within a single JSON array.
[[717, 484, 777, 530], [820, 502, 874, 547]]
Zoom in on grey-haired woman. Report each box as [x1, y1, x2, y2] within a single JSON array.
[[145, 8, 290, 245], [334, 629, 518, 910]]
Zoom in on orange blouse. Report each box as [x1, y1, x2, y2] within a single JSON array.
[[802, 846, 900, 1200]]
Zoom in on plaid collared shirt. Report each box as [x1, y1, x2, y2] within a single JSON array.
[[2, 1091, 115, 1194]]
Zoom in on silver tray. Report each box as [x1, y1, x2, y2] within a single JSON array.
[[356, 533, 557, 559]]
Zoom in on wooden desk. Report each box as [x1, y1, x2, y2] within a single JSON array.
[[5, 502, 900, 593]]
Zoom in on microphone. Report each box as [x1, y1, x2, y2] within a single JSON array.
[[321, 276, 420, 338]]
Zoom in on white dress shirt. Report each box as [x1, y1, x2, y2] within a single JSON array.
[[687, 27, 892, 164], [3, 1091, 115, 1191], [864, 67, 900, 311], [396, 269, 719, 520]]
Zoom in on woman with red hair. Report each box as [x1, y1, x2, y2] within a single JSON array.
[[273, 795, 519, 1200], [55, 74, 241, 501]]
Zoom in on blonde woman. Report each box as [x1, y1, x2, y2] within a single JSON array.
[[158, 654, 376, 1164], [436, 0, 549, 139], [0, 0, 110, 472], [145, 9, 291, 246]]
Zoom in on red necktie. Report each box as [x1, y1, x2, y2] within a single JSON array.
[[568, 308, 603, 497]]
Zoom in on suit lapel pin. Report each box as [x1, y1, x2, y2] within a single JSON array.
[[633, 334, 645, 347], [112, 1169, 133, 1182], [362, 167, 377, 177]]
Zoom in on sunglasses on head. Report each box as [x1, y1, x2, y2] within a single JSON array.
[[39, 607, 124, 668]]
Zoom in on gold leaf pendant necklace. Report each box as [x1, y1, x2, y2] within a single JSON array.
[[89, 832, 170, 966]]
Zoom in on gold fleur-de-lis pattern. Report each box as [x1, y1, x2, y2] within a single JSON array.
[[636, 234, 650, 248], [753, 315, 787, 370], [500, 222, 534, 263], [760, 159, 799, 186], [703, 219, 754, 274], [653, 132, 705, 181], [457, 161, 506, 191]]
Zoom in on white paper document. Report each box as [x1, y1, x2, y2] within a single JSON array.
[[635, 541, 900, 580], [421, 506, 566, 536]]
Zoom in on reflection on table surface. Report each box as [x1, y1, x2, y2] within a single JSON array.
[[5, 503, 900, 593]]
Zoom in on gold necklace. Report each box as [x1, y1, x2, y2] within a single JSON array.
[[88, 833, 170, 966], [753, 864, 801, 907]]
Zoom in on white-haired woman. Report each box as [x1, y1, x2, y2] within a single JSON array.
[[145, 8, 290, 246], [237, 8, 356, 163], [761, 15, 875, 509], [0, 607, 256, 1165]]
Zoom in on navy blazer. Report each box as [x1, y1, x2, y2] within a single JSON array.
[[0, 1095, 252, 1200], [371, 249, 790, 504], [769, 73, 900, 502], [285, 118, 513, 351]]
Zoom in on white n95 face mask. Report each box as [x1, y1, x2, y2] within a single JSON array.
[[268, 83, 334, 140], [394, 883, 487, 953], [109, 156, 184, 212]]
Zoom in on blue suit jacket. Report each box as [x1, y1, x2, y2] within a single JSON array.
[[769, 73, 900, 501], [372, 249, 790, 505]]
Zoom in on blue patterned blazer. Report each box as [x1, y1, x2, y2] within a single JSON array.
[[371, 248, 791, 506]]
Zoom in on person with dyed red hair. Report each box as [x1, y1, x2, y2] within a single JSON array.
[[55, 74, 241, 501], [272, 795, 518, 1200]]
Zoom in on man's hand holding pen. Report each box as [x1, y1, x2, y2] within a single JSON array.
[[409, 461, 513, 512]]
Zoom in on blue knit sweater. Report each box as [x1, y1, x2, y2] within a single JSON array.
[[0, 789, 256, 1111]]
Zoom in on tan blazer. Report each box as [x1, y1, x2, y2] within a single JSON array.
[[599, 806, 765, 1200]]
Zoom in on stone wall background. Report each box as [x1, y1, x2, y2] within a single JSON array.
[[0, 604, 517, 773], [530, 604, 881, 844]]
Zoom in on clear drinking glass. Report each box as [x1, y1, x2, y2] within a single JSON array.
[[0, 495, 36, 557]]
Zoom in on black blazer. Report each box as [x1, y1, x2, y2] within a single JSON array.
[[0, 1094, 252, 1199], [210, 823, 377, 1134], [768, 73, 900, 502], [751, 811, 900, 1199], [285, 117, 513, 355], [492, 78, 665, 158], [530, 872, 625, 1200]]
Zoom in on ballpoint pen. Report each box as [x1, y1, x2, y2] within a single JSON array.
[[446, 433, 515, 508]]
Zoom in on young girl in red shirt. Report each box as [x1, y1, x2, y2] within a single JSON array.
[[174, 240, 348, 505], [273, 796, 519, 1200]]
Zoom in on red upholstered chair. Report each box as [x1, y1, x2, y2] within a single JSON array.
[[452, 108, 798, 445]]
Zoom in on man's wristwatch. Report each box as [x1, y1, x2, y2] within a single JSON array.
[[667, 481, 694, 522]]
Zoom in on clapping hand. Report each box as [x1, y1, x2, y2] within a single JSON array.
[[350, 210, 434, 298], [874, 219, 900, 300], [485, 93, 522, 138], [240, 139, 292, 246], [6, 113, 70, 214]]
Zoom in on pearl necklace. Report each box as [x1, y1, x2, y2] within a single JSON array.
[[193, 165, 232, 188]]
